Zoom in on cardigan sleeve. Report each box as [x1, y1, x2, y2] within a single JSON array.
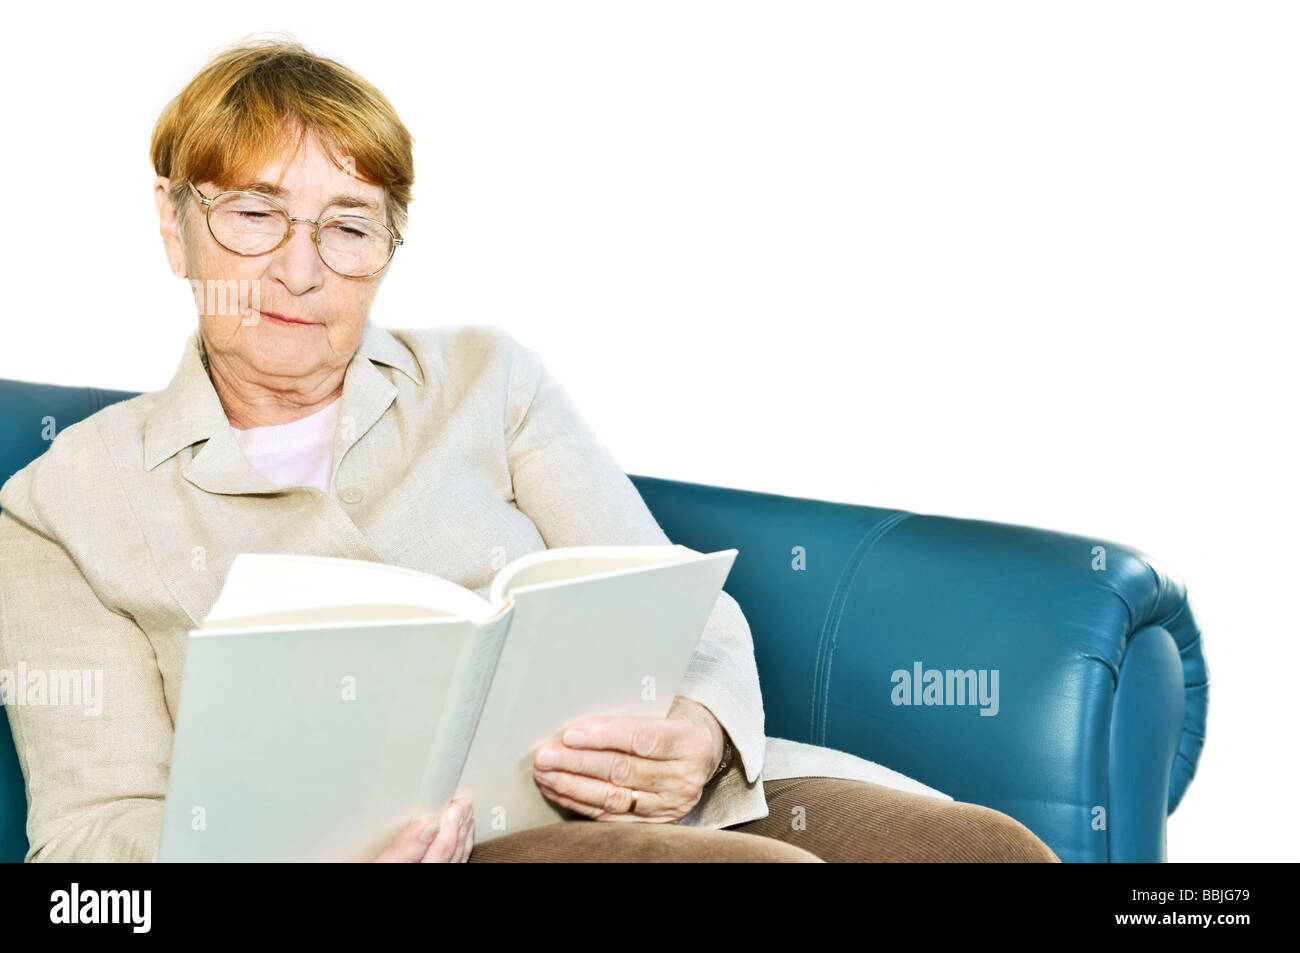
[[0, 506, 171, 862], [504, 335, 766, 785]]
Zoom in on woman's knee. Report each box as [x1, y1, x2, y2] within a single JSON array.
[[939, 802, 1060, 863], [748, 777, 1059, 862]]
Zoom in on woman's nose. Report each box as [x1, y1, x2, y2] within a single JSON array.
[[269, 219, 328, 286]]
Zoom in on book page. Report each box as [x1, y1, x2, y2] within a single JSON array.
[[488, 544, 697, 609], [194, 603, 461, 630], [202, 552, 492, 628], [455, 549, 737, 843]]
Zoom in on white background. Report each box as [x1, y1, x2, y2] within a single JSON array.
[[1, 1, 1295, 861]]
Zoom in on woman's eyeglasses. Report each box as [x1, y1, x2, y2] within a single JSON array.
[[187, 181, 403, 278]]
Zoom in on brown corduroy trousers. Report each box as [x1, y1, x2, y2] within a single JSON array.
[[467, 776, 1061, 862]]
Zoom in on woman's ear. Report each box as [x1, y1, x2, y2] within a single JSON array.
[[154, 176, 188, 278]]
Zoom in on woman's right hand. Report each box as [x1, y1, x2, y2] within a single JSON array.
[[371, 796, 474, 862]]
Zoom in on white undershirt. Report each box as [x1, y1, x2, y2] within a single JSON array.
[[230, 398, 340, 492]]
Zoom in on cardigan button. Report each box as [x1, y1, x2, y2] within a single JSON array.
[[339, 485, 364, 504]]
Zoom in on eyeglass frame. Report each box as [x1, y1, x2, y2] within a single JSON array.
[[187, 180, 404, 278]]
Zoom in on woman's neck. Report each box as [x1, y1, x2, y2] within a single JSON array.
[[204, 349, 344, 429]]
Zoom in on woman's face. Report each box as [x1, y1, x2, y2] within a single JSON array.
[[156, 132, 392, 395]]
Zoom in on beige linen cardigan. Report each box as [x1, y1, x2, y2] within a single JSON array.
[[0, 320, 945, 862]]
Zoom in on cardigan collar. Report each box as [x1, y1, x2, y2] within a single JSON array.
[[142, 319, 423, 494]]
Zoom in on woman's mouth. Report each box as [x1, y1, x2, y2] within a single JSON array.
[[260, 310, 315, 327]]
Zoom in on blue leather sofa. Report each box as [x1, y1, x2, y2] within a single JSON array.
[[0, 377, 1208, 862]]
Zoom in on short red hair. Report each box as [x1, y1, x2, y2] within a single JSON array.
[[150, 34, 415, 235]]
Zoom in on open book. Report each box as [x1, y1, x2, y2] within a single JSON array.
[[157, 544, 738, 862]]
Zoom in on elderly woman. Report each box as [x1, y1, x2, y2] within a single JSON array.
[[0, 38, 1057, 863]]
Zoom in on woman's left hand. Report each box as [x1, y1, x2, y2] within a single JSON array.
[[532, 696, 726, 823]]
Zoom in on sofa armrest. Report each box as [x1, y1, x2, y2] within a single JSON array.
[[629, 475, 1208, 863]]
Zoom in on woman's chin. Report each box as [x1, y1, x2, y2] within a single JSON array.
[[247, 338, 332, 378]]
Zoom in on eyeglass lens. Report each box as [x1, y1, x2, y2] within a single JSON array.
[[207, 191, 395, 276]]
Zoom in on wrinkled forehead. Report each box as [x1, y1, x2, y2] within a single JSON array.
[[221, 179, 383, 217], [209, 128, 387, 216]]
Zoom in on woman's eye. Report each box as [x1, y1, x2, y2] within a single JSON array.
[[238, 211, 272, 220]]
